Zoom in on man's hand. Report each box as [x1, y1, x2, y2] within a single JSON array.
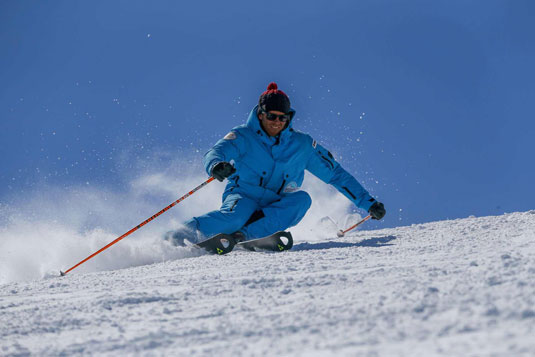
[[368, 201, 386, 220], [211, 162, 236, 182]]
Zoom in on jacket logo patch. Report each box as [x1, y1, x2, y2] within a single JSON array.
[[224, 132, 236, 140], [283, 181, 300, 193]]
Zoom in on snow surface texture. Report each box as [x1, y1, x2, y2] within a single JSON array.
[[1, 211, 534, 356]]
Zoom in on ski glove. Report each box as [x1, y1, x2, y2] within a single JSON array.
[[368, 201, 386, 220], [211, 162, 236, 182]]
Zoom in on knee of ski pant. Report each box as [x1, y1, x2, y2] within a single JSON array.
[[288, 191, 312, 213], [193, 209, 255, 236]]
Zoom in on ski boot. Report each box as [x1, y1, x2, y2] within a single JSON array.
[[163, 225, 204, 246]]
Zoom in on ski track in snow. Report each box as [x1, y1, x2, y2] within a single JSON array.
[[1, 211, 535, 356]]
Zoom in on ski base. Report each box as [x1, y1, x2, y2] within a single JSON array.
[[237, 231, 293, 252]]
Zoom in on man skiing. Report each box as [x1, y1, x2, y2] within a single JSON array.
[[167, 82, 385, 246]]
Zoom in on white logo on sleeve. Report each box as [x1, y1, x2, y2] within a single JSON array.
[[223, 132, 236, 140], [283, 181, 300, 193]]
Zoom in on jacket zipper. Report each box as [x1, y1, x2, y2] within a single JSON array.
[[342, 186, 356, 199], [277, 179, 286, 195]]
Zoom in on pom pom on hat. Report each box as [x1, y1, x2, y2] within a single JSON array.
[[258, 82, 291, 114], [267, 82, 278, 90]]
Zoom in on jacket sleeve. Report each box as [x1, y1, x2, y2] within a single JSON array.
[[203, 131, 243, 176], [305, 141, 376, 211]]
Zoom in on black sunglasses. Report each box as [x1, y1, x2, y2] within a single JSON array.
[[263, 111, 292, 122]]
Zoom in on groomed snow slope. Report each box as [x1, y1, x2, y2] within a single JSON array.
[[1, 211, 534, 356]]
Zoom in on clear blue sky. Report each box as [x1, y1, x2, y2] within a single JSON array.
[[1, 0, 534, 229]]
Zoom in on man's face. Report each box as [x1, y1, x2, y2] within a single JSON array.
[[259, 110, 288, 137]]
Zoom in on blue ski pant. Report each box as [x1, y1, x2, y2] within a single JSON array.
[[185, 191, 312, 240]]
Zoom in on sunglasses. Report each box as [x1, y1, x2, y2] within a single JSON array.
[[263, 112, 292, 122]]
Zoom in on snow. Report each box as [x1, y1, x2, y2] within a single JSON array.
[[1, 211, 535, 356]]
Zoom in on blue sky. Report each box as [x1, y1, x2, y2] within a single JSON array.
[[1, 1, 534, 229]]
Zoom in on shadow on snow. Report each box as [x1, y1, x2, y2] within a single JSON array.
[[292, 235, 397, 251]]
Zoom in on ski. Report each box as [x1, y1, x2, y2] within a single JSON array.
[[193, 231, 293, 255], [237, 231, 293, 252], [195, 233, 236, 255]]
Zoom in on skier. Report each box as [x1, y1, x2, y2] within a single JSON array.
[[166, 82, 385, 246]]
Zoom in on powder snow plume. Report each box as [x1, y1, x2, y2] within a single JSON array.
[[0, 159, 356, 284]]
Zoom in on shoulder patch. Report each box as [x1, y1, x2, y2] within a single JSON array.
[[223, 132, 236, 140], [312, 140, 317, 148]]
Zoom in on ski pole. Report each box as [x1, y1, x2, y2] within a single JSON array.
[[60, 176, 216, 276], [336, 215, 371, 237]]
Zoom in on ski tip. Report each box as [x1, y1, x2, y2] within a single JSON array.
[[59, 271, 66, 277], [337, 230, 345, 238]]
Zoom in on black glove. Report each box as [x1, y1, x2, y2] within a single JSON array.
[[368, 201, 386, 220], [211, 162, 236, 182]]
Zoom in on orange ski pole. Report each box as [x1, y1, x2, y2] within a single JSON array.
[[336, 215, 371, 237], [60, 176, 215, 276]]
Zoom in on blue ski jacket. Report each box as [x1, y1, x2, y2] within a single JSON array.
[[203, 106, 376, 211]]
